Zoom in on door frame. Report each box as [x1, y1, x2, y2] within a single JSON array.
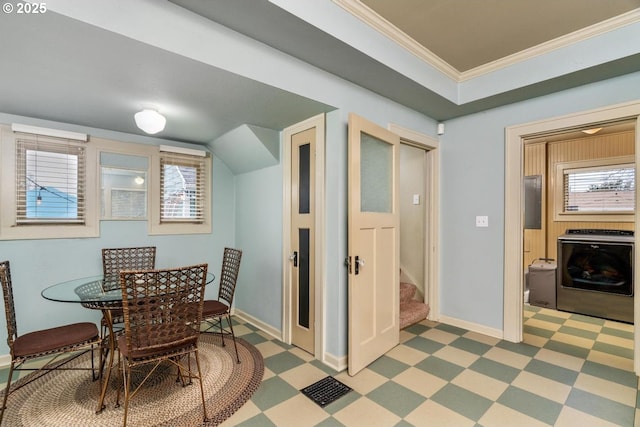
[[282, 113, 326, 361], [389, 123, 440, 320], [503, 100, 640, 373]]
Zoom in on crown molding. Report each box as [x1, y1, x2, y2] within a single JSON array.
[[333, 0, 640, 83], [332, 0, 460, 80]]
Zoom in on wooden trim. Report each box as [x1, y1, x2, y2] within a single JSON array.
[[332, 0, 640, 81], [388, 123, 440, 321], [504, 100, 640, 375], [282, 113, 326, 362]]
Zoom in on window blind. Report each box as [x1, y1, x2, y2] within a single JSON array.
[[159, 152, 207, 223], [563, 164, 635, 212], [15, 135, 86, 224]]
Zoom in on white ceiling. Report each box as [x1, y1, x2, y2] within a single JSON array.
[[0, 0, 639, 145]]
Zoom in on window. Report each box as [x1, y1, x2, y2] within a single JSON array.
[[101, 169, 147, 219], [160, 154, 206, 223], [0, 124, 98, 240], [554, 156, 635, 222], [1, 124, 211, 239], [563, 165, 634, 212], [149, 146, 211, 235], [100, 152, 149, 220], [16, 136, 86, 224]]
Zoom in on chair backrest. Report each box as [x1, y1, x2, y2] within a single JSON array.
[[102, 246, 156, 290], [218, 248, 242, 307], [119, 264, 208, 356], [0, 261, 18, 353]]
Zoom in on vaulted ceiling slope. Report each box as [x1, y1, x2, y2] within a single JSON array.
[[1, 0, 639, 145]]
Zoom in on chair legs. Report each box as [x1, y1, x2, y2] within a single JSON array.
[[203, 314, 240, 364], [224, 314, 240, 364], [119, 353, 208, 427], [0, 363, 16, 425], [0, 347, 98, 424]]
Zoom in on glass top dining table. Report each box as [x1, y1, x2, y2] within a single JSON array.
[[40, 271, 215, 415], [41, 272, 216, 305]]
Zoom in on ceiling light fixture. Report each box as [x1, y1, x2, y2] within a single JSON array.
[[581, 127, 602, 135], [134, 108, 166, 134]]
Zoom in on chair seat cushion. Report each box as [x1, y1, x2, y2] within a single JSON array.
[[117, 328, 198, 360], [13, 322, 99, 357], [202, 300, 229, 317]]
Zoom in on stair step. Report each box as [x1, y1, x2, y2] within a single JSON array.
[[400, 282, 417, 303], [400, 301, 430, 330]]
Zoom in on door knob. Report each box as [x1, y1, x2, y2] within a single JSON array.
[[355, 256, 365, 275]]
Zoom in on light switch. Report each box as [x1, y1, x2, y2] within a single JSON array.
[[412, 194, 420, 205], [476, 215, 489, 227]]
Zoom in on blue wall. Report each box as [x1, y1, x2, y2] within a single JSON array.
[[440, 70, 640, 331], [1, 71, 638, 362], [0, 117, 237, 355]]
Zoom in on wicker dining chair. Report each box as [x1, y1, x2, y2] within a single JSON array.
[[0, 260, 101, 425], [100, 246, 156, 339], [201, 247, 242, 363], [115, 263, 209, 427]]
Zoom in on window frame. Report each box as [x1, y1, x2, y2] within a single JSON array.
[[148, 147, 212, 235], [0, 124, 99, 240], [553, 155, 635, 222], [1, 124, 213, 240]]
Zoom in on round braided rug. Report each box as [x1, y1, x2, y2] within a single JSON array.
[[1, 334, 264, 427]]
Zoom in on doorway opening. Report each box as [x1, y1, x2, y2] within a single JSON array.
[[390, 124, 440, 322], [399, 143, 430, 328], [521, 120, 636, 360], [504, 100, 640, 374]]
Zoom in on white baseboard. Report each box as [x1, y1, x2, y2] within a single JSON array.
[[438, 315, 504, 340], [233, 309, 348, 371], [323, 352, 347, 372], [0, 354, 10, 369], [233, 308, 283, 341]]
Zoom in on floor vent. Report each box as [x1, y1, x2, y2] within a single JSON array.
[[300, 376, 352, 407]]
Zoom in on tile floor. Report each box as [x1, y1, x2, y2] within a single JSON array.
[[224, 305, 638, 427], [0, 306, 636, 426]]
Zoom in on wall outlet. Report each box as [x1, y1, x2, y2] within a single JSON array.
[[476, 215, 489, 227]]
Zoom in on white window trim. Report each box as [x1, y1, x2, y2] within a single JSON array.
[[0, 124, 99, 240], [1, 125, 213, 239], [553, 155, 635, 222], [148, 147, 212, 235]]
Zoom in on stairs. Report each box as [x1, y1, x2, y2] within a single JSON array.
[[400, 281, 430, 329]]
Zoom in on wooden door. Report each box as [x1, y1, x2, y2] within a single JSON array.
[[348, 113, 400, 375], [291, 128, 315, 354]]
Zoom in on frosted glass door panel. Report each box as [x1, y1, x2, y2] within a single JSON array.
[[361, 132, 392, 213]]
